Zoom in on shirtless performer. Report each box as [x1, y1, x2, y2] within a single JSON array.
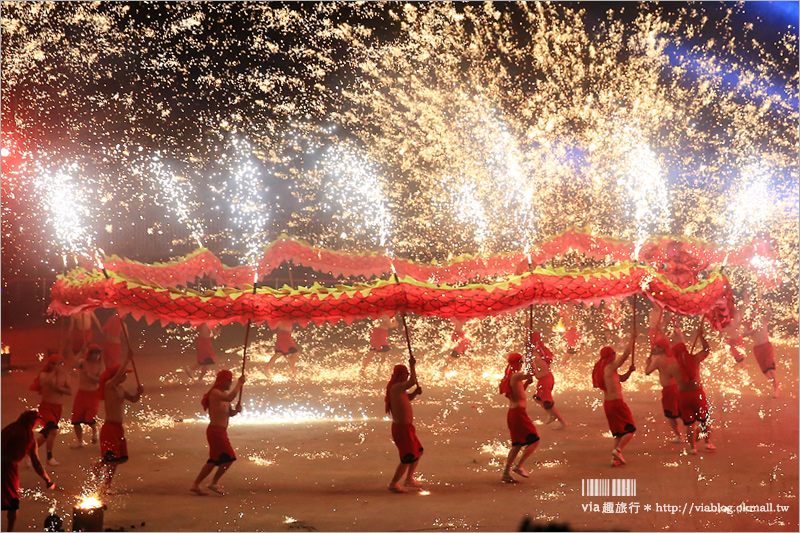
[[70, 345, 104, 448], [592, 331, 636, 466], [93, 350, 143, 494], [190, 369, 244, 496], [2, 411, 55, 531], [186, 323, 218, 381], [560, 304, 582, 363], [742, 292, 780, 397], [721, 304, 746, 366], [644, 337, 682, 443], [361, 315, 398, 376], [499, 352, 540, 483], [68, 311, 101, 355], [102, 313, 128, 369], [385, 357, 424, 493], [30, 354, 72, 466], [529, 332, 567, 427], [670, 323, 715, 455], [265, 322, 300, 376], [441, 318, 476, 372]]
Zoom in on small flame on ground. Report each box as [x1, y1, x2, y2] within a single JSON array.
[[76, 495, 103, 510]]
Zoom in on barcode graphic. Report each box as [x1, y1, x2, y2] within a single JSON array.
[[582, 479, 636, 497]]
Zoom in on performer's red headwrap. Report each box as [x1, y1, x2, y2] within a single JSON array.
[[592, 347, 616, 391], [653, 338, 672, 356], [499, 353, 524, 397], [530, 332, 554, 364], [29, 354, 64, 393], [385, 364, 409, 414], [672, 342, 696, 382], [201, 370, 233, 411], [103, 315, 122, 337]]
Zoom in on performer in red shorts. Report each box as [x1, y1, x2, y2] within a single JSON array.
[[530, 332, 567, 427], [186, 323, 218, 382], [499, 352, 540, 483], [70, 345, 104, 448], [2, 411, 55, 531], [441, 318, 477, 372], [385, 357, 423, 493], [30, 354, 72, 466], [265, 322, 301, 377], [592, 329, 636, 467], [92, 350, 143, 495], [671, 324, 714, 455], [361, 315, 398, 377], [190, 369, 244, 496], [721, 305, 746, 365], [743, 291, 780, 397], [644, 316, 683, 443]]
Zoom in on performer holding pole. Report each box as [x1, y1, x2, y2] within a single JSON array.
[[95, 252, 140, 388]]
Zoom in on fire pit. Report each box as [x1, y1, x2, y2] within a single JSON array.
[[73, 495, 105, 532], [1, 345, 10, 371]]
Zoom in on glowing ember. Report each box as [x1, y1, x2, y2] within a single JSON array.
[[75, 495, 103, 510]]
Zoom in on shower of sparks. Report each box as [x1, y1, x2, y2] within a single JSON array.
[[224, 137, 269, 268], [34, 158, 96, 258], [0, 2, 797, 322], [188, 398, 372, 426], [133, 151, 205, 247], [725, 160, 773, 246], [615, 137, 671, 250], [318, 140, 392, 248]]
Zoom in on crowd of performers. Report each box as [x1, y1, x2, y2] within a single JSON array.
[[1, 291, 783, 529]]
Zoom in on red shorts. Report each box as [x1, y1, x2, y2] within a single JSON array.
[[507, 407, 540, 446], [753, 342, 775, 374], [391, 423, 423, 464], [370, 328, 389, 351], [534, 373, 555, 409], [726, 336, 745, 363], [603, 399, 636, 437], [678, 389, 709, 425], [38, 402, 62, 438], [206, 426, 236, 465], [565, 327, 580, 349], [103, 341, 122, 368], [275, 330, 298, 354], [72, 328, 92, 353], [661, 384, 680, 419], [71, 390, 100, 424], [1, 461, 20, 511], [197, 337, 215, 365], [100, 421, 128, 462]]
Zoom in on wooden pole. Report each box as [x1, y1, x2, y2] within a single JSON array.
[[237, 281, 259, 405]]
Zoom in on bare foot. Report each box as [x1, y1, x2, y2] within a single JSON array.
[[611, 448, 625, 465], [388, 483, 408, 493], [403, 479, 423, 490], [501, 473, 518, 484], [70, 442, 84, 449], [190, 487, 209, 496], [207, 484, 226, 495], [512, 466, 530, 478]]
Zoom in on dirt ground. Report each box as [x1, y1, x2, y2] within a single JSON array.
[[1, 315, 797, 532]]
